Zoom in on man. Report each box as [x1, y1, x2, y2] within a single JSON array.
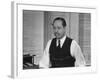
[[39, 17, 86, 68]]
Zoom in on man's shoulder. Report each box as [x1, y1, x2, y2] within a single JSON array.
[[67, 36, 73, 41], [47, 39, 52, 43], [47, 38, 56, 46], [71, 39, 80, 48], [47, 39, 53, 45]]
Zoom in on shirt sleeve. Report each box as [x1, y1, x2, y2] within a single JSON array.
[[39, 40, 52, 68], [70, 40, 86, 67]]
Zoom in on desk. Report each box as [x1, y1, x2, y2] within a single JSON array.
[[23, 54, 39, 69]]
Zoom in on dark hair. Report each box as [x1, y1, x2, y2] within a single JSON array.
[[52, 17, 67, 27]]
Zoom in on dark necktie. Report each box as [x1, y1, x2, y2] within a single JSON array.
[[58, 40, 61, 48]]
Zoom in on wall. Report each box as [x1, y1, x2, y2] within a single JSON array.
[[23, 10, 44, 64], [70, 13, 79, 43], [79, 13, 91, 65]]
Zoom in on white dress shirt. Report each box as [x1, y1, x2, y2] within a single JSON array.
[[39, 35, 86, 68]]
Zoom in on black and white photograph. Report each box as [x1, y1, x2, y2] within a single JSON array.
[[23, 10, 91, 69], [1, 0, 100, 80], [11, 2, 97, 78]]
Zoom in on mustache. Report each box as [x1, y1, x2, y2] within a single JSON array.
[[54, 32, 60, 35]]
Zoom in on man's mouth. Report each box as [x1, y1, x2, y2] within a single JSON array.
[[55, 33, 60, 36]]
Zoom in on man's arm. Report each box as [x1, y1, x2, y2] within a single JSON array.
[[71, 40, 86, 67], [39, 40, 52, 68]]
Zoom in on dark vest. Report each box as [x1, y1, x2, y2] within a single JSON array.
[[49, 37, 75, 68]]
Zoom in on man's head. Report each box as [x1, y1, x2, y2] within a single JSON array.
[[52, 17, 67, 39]]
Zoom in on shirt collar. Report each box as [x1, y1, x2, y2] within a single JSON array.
[[56, 35, 67, 47]]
